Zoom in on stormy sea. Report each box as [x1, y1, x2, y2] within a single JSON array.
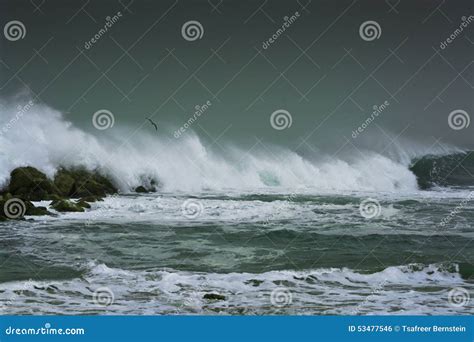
[[0, 102, 473, 315]]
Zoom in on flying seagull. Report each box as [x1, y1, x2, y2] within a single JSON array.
[[146, 117, 158, 131]]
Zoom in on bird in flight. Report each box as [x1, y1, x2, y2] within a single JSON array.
[[146, 117, 158, 131]]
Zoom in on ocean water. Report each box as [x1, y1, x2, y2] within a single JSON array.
[[1, 189, 473, 315], [0, 101, 473, 315]]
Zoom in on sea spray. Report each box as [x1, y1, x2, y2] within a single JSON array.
[[0, 98, 463, 193]]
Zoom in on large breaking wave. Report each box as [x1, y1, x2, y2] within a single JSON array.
[[0, 99, 470, 193]]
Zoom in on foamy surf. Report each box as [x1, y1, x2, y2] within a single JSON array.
[[1, 98, 473, 317], [1, 98, 465, 193], [0, 262, 471, 315]]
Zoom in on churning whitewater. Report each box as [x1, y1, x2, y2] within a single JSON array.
[[1, 99, 473, 316], [0, 99, 450, 193]]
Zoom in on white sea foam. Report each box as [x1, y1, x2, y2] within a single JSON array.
[[0, 262, 471, 315], [0, 99, 433, 193]]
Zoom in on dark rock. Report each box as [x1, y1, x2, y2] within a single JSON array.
[[51, 199, 85, 212], [8, 167, 60, 201], [54, 168, 117, 198], [0, 193, 13, 201], [203, 293, 226, 301], [0, 200, 6, 219], [135, 186, 148, 193], [0, 197, 51, 218], [54, 170, 75, 196], [25, 203, 52, 216], [245, 279, 264, 287], [76, 200, 91, 209], [80, 196, 103, 203]]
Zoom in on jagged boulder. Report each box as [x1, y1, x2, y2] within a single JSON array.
[[0, 195, 52, 219], [135, 186, 148, 193], [8, 167, 60, 201], [54, 170, 75, 196], [203, 293, 226, 301], [51, 199, 85, 212], [25, 202, 53, 216], [54, 168, 117, 198], [76, 200, 91, 209]]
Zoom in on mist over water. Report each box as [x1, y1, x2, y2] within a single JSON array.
[[0, 97, 466, 194]]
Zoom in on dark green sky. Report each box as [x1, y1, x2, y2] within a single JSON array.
[[1, 0, 473, 152]]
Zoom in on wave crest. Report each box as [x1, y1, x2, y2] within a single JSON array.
[[0, 99, 466, 193]]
